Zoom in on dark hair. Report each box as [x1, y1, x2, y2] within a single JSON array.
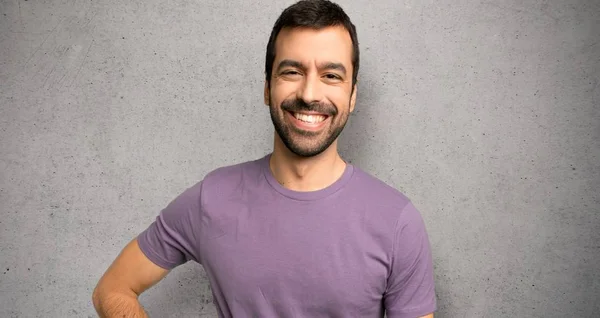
[[265, 0, 359, 88]]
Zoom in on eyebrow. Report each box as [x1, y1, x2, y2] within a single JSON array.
[[276, 59, 347, 76]]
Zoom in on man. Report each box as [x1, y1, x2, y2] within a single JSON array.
[[92, 1, 436, 317]]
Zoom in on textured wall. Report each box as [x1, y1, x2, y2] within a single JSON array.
[[1, 0, 599, 317]]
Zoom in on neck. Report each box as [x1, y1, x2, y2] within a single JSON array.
[[269, 135, 347, 192]]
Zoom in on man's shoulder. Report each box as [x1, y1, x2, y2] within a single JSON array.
[[198, 155, 267, 199], [349, 165, 411, 208], [204, 156, 264, 182]]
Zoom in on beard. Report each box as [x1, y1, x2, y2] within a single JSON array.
[[269, 96, 350, 157]]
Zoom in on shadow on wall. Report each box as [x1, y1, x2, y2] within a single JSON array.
[[139, 264, 217, 317], [338, 72, 377, 167], [432, 261, 451, 317]]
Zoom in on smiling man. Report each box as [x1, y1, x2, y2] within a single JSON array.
[[92, 1, 436, 317]]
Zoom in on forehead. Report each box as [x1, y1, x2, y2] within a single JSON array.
[[274, 26, 353, 68]]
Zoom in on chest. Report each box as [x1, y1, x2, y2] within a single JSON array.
[[197, 202, 391, 315]]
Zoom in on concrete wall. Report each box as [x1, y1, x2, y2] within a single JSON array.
[[1, 0, 598, 317]]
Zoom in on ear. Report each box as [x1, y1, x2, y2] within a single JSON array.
[[349, 83, 357, 113], [264, 80, 270, 106]]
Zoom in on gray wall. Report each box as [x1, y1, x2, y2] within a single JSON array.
[[1, 0, 598, 317]]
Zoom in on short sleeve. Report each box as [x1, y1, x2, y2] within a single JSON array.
[[383, 202, 437, 318], [137, 181, 203, 270]]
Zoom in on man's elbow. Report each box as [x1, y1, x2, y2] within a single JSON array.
[[91, 282, 116, 313], [91, 285, 103, 312]]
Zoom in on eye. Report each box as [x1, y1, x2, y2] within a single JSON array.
[[323, 73, 343, 82], [281, 70, 301, 76]]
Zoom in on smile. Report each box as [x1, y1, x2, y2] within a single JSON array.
[[292, 112, 328, 123], [286, 111, 330, 132]]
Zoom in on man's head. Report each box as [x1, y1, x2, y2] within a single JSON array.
[[264, 0, 360, 158]]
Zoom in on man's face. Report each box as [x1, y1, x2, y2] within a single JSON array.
[[265, 26, 357, 157]]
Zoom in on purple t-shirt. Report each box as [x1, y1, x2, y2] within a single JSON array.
[[138, 154, 436, 317]]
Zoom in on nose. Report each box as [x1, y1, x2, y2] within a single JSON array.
[[297, 73, 323, 104]]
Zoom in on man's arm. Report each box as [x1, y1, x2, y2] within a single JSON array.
[[383, 202, 437, 318], [92, 238, 169, 318], [93, 180, 203, 317], [419, 314, 434, 318]]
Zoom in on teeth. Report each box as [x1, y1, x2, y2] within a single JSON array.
[[293, 113, 326, 123]]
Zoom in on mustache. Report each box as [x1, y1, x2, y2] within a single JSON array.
[[280, 98, 337, 116]]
